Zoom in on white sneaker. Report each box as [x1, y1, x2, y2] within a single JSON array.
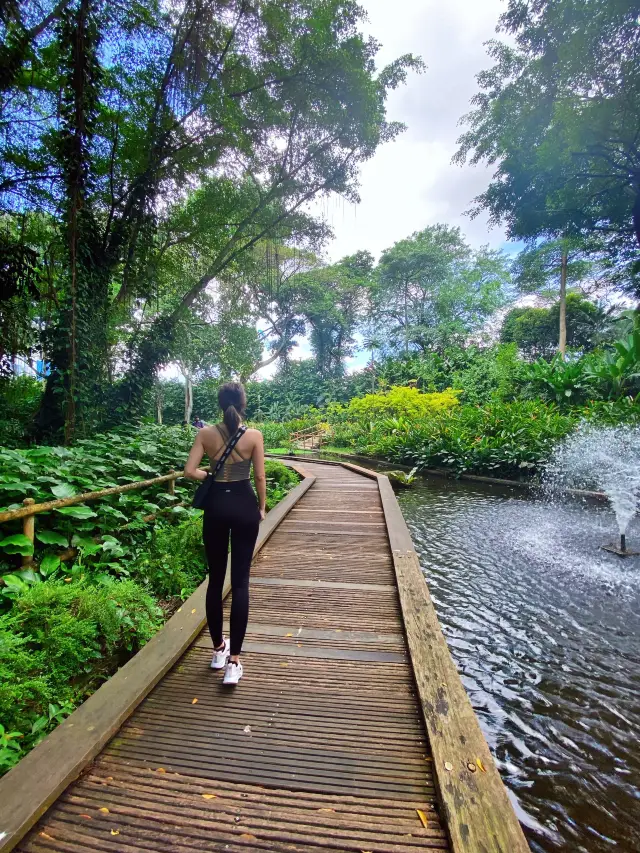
[[223, 660, 243, 685], [210, 638, 230, 670]]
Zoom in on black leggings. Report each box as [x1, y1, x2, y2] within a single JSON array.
[[203, 479, 260, 656]]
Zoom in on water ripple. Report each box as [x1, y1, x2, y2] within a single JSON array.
[[398, 477, 640, 853]]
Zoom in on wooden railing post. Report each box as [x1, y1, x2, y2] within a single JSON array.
[[22, 498, 35, 566], [167, 470, 175, 496]]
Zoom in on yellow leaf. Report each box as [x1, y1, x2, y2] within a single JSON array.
[[444, 761, 453, 771], [105, 776, 113, 781], [191, 697, 198, 704], [110, 830, 120, 836], [285, 633, 293, 637], [64, 577, 72, 583], [476, 758, 486, 772], [416, 809, 429, 829], [191, 608, 196, 614], [280, 662, 288, 667], [318, 808, 334, 812], [40, 833, 54, 840], [79, 814, 92, 820], [240, 834, 258, 841], [201, 793, 217, 800], [98, 807, 109, 814]]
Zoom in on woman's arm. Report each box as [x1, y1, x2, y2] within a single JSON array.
[[252, 432, 267, 520], [183, 432, 208, 482]]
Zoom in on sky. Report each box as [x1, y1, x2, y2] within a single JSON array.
[[260, 0, 511, 375], [312, 0, 509, 264]]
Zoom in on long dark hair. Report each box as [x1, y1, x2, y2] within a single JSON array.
[[218, 382, 246, 435]]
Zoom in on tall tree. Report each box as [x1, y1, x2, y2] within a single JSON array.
[[455, 0, 640, 291], [1, 0, 421, 439], [512, 236, 598, 356], [374, 225, 510, 353]]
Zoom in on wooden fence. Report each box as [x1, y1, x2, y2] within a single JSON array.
[[0, 470, 183, 567]]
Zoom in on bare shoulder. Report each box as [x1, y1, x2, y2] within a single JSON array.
[[245, 427, 264, 443]]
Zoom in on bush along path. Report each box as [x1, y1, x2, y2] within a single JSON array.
[[0, 425, 299, 774]]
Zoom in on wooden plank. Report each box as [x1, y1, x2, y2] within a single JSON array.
[[376, 473, 530, 853], [249, 577, 395, 591], [0, 472, 316, 853]]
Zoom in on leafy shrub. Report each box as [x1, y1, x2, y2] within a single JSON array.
[[0, 580, 161, 771], [0, 376, 43, 447], [521, 355, 596, 406], [337, 386, 460, 421]]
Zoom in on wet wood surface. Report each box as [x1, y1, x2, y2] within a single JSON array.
[[7, 462, 450, 853]]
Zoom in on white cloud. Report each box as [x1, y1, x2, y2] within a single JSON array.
[[311, 0, 508, 262]]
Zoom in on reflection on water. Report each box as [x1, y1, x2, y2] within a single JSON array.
[[398, 477, 640, 853]]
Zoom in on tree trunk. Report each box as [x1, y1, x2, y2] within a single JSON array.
[[156, 385, 163, 424], [184, 375, 193, 424], [371, 349, 375, 392], [558, 250, 568, 358], [404, 286, 409, 355]]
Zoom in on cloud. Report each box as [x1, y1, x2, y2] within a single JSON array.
[[311, 0, 508, 262]]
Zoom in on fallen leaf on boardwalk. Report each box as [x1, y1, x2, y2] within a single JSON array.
[[444, 762, 453, 772], [79, 814, 92, 820], [318, 808, 334, 813], [416, 809, 429, 829], [240, 834, 257, 841], [243, 725, 252, 733], [191, 609, 196, 614], [285, 633, 293, 637], [280, 662, 288, 667], [110, 830, 120, 836], [98, 807, 109, 814], [201, 793, 217, 800], [105, 776, 113, 781], [39, 833, 54, 840], [191, 698, 198, 704], [476, 758, 486, 772], [156, 767, 166, 773]]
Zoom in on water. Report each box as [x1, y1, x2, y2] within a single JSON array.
[[547, 425, 640, 539], [398, 477, 640, 853]]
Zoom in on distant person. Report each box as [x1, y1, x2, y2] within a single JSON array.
[[184, 382, 266, 685], [192, 415, 204, 428]]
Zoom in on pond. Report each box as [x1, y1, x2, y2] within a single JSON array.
[[397, 476, 640, 853]]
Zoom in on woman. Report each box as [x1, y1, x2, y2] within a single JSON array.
[[184, 382, 266, 685]]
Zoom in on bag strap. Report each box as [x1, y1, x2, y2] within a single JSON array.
[[210, 425, 247, 480]]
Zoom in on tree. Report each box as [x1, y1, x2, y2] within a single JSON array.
[[373, 225, 510, 354], [455, 0, 640, 292], [171, 295, 262, 423], [2, 0, 421, 439], [511, 236, 598, 355], [500, 293, 610, 359], [297, 251, 373, 377]]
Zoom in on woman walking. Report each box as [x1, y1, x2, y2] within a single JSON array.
[[184, 382, 266, 685]]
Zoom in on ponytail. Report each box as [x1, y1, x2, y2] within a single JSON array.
[[223, 404, 241, 435], [217, 381, 246, 435]]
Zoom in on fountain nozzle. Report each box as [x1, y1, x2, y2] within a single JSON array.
[[602, 532, 639, 557]]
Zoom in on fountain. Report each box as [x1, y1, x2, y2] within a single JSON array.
[[546, 424, 640, 556]]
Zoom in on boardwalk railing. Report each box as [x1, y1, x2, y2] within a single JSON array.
[[289, 425, 329, 450], [0, 470, 183, 566]]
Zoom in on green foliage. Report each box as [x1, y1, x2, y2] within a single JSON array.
[[501, 293, 611, 359], [373, 225, 510, 353], [335, 398, 576, 477], [337, 386, 460, 421], [0, 376, 43, 446], [455, 0, 640, 289], [0, 580, 162, 771], [521, 356, 595, 406]]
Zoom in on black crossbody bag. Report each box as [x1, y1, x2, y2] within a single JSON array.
[[192, 425, 247, 509]]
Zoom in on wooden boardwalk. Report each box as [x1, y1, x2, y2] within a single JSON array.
[[0, 460, 529, 853]]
